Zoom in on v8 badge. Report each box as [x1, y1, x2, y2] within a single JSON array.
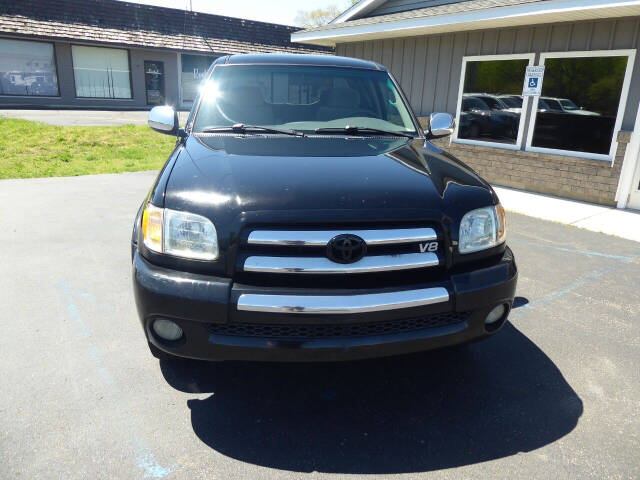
[[419, 242, 438, 253]]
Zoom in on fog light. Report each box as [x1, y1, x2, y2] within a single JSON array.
[[485, 304, 506, 325], [153, 318, 183, 341]]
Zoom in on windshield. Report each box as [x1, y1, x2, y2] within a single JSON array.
[[500, 96, 523, 108], [560, 99, 579, 110], [478, 96, 505, 110], [541, 98, 562, 110], [462, 96, 490, 112], [191, 65, 418, 135]]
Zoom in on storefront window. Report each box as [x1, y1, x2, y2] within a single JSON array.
[[457, 57, 531, 145], [72, 45, 131, 99], [181, 54, 218, 103], [529, 54, 630, 156], [0, 39, 58, 96]]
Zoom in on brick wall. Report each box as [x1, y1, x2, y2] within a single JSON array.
[[422, 119, 631, 206]]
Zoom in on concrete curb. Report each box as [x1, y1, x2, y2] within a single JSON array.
[[494, 185, 640, 243]]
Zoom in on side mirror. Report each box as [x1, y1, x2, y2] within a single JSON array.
[[148, 106, 179, 136], [426, 112, 455, 139]]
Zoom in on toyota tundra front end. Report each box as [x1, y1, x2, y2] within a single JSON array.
[[132, 54, 518, 362]]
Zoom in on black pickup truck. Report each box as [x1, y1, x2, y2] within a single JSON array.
[[132, 54, 517, 362]]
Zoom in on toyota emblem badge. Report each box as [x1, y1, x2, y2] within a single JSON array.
[[326, 234, 367, 264]]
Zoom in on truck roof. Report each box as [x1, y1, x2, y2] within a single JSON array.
[[223, 53, 383, 71]]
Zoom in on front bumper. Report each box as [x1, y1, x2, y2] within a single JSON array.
[[132, 247, 517, 362]]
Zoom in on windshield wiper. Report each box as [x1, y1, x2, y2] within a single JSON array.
[[314, 126, 415, 138], [201, 123, 305, 137]]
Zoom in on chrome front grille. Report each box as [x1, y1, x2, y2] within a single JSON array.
[[240, 226, 441, 275], [243, 252, 439, 274], [237, 287, 449, 314], [247, 228, 437, 246]]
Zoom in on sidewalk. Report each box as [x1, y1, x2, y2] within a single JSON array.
[[493, 185, 640, 243]]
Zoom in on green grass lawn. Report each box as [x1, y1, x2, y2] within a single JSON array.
[[0, 118, 175, 179]]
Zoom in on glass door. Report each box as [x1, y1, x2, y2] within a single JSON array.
[[144, 61, 164, 105]]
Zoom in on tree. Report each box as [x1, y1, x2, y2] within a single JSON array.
[[295, 0, 359, 29]]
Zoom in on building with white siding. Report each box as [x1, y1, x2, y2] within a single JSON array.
[[292, 0, 640, 209]]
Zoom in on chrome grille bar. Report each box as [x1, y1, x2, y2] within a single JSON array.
[[237, 287, 450, 314], [247, 227, 437, 246], [243, 252, 439, 274]]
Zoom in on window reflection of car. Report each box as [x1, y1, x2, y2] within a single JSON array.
[[497, 94, 523, 114], [538, 97, 600, 116], [459, 95, 490, 139], [460, 93, 519, 141], [533, 97, 612, 153]]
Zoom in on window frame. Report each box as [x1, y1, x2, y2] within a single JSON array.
[[178, 53, 184, 108], [0, 37, 60, 98], [524, 49, 637, 162], [70, 44, 133, 100], [453, 53, 536, 151]]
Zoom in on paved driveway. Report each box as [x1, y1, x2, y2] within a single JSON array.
[[0, 109, 190, 126], [0, 172, 638, 479]]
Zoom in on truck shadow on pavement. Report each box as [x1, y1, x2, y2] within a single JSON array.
[[160, 321, 582, 474]]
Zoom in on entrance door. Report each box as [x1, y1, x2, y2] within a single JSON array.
[[144, 61, 164, 105], [628, 148, 640, 210]]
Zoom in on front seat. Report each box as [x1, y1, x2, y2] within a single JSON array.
[[316, 87, 367, 122], [217, 86, 273, 125]]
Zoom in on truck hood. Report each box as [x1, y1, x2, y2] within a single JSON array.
[[163, 134, 495, 232]]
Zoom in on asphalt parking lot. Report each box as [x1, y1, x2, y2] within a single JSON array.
[[1, 171, 638, 479], [0, 109, 190, 126]]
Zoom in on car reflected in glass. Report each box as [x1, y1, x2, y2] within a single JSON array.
[[497, 95, 523, 114], [459, 93, 519, 143], [537, 97, 600, 116], [457, 58, 529, 145]]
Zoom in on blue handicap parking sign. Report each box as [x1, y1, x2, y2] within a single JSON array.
[[523, 65, 544, 95]]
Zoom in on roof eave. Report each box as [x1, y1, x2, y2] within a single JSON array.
[[292, 0, 640, 46], [330, 0, 389, 24]]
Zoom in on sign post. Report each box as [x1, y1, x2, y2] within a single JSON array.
[[523, 66, 545, 96]]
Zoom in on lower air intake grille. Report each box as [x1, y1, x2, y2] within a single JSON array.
[[210, 312, 470, 339]]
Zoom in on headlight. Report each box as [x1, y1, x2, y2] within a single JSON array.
[[141, 203, 218, 260], [459, 204, 506, 254], [142, 203, 163, 253]]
